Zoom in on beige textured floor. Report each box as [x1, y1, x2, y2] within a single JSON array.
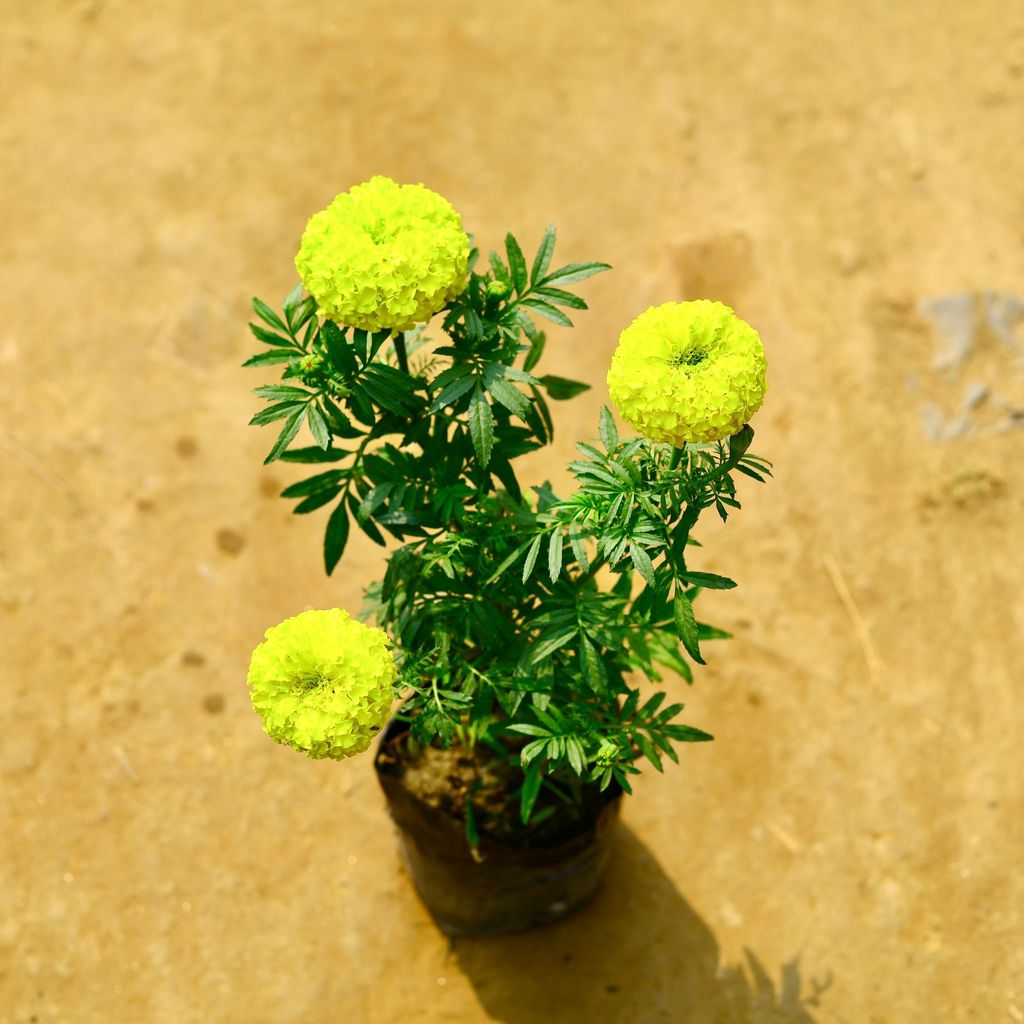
[[2, 2, 1022, 1021]]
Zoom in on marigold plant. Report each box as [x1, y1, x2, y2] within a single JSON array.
[[244, 178, 770, 833]]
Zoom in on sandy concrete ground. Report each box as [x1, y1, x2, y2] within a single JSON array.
[[2, 1, 1022, 1021]]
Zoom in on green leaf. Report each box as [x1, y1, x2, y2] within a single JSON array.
[[539, 375, 590, 400], [484, 537, 533, 584], [264, 407, 305, 464], [323, 502, 350, 575], [531, 627, 577, 662], [680, 570, 737, 590], [547, 529, 564, 584], [320, 397, 362, 438], [523, 330, 547, 373], [363, 363, 420, 415], [249, 323, 293, 348], [252, 297, 287, 333], [565, 736, 585, 776], [292, 488, 342, 514], [253, 385, 312, 401], [280, 470, 345, 498], [249, 401, 306, 427], [599, 406, 618, 450], [429, 372, 476, 412], [279, 445, 349, 463], [489, 250, 512, 285], [579, 635, 604, 690], [519, 297, 573, 328], [520, 761, 542, 824], [507, 723, 553, 738], [242, 349, 297, 368], [321, 321, 355, 374], [357, 483, 393, 521], [666, 724, 714, 743], [540, 261, 611, 286], [534, 286, 587, 310], [522, 533, 543, 583], [505, 233, 528, 294], [530, 224, 556, 285], [281, 282, 304, 314], [673, 589, 705, 665], [484, 374, 531, 419], [303, 405, 327, 450], [347, 493, 386, 546], [468, 385, 493, 466], [520, 738, 550, 765], [629, 542, 657, 587]]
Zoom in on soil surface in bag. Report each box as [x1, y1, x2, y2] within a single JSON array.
[[375, 721, 619, 850]]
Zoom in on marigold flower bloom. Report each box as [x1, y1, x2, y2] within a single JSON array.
[[246, 608, 395, 759], [295, 176, 470, 332], [607, 300, 767, 445]]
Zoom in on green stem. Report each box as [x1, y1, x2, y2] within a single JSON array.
[[393, 331, 409, 375]]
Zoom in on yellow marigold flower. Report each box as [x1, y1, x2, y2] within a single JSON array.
[[295, 176, 470, 332], [607, 300, 767, 445], [247, 608, 395, 760]]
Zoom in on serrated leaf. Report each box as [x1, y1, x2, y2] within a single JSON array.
[[249, 322, 293, 348], [530, 627, 577, 663], [429, 372, 476, 412], [629, 542, 657, 587], [665, 724, 714, 743], [264, 407, 305, 464], [680, 570, 737, 590], [323, 502, 349, 575], [252, 297, 288, 333], [306, 405, 330, 449], [519, 761, 542, 824], [540, 261, 611, 286], [346, 493, 386, 546], [505, 233, 527, 294], [534, 286, 587, 310], [249, 400, 306, 427], [485, 538, 535, 586], [519, 297, 573, 328], [523, 331, 546, 374], [281, 282, 303, 313], [280, 469, 345, 498], [547, 529, 564, 583], [321, 321, 355, 374], [538, 375, 590, 401], [506, 723, 552, 737], [599, 406, 618, 450], [292, 488, 342, 514], [253, 385, 312, 401], [485, 376, 531, 419], [520, 738, 549, 765], [279, 445, 349, 463], [565, 736, 585, 775], [530, 224, 556, 285], [468, 385, 493, 466], [242, 349, 297, 368], [673, 589, 705, 665], [522, 533, 543, 583]]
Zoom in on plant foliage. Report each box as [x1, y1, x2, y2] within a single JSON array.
[[245, 226, 769, 827]]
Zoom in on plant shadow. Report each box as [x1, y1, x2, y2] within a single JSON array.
[[450, 826, 830, 1024]]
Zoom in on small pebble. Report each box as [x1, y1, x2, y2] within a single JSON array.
[[216, 528, 246, 556], [202, 693, 225, 714]]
